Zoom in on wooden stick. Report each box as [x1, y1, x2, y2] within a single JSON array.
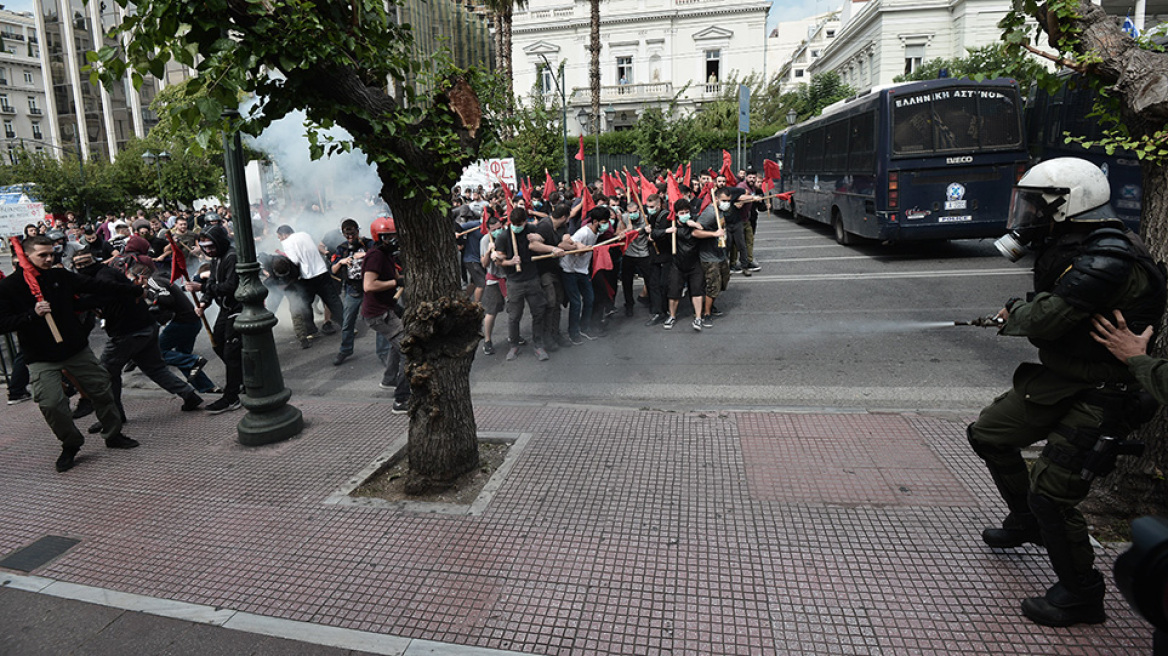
[[531, 231, 627, 260], [713, 199, 727, 249], [510, 226, 522, 272], [456, 225, 480, 237], [44, 313, 63, 343], [181, 272, 217, 348]]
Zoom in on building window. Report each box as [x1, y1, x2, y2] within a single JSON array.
[[31, 122, 41, 139], [904, 44, 926, 75], [0, 94, 10, 112], [23, 71, 32, 84], [4, 120, 14, 139], [794, 69, 805, 78], [811, 49, 821, 58], [616, 56, 633, 85], [538, 65, 554, 95], [705, 49, 721, 85], [0, 68, 7, 85], [826, 29, 836, 38]]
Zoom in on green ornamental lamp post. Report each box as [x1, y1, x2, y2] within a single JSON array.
[[221, 109, 303, 445]]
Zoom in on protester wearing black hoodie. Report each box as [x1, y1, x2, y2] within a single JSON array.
[[0, 237, 140, 472], [76, 236, 203, 430], [186, 224, 243, 414]]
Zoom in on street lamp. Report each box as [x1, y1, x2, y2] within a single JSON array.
[[141, 149, 170, 210], [221, 109, 303, 446], [787, 108, 798, 126], [537, 54, 570, 187]]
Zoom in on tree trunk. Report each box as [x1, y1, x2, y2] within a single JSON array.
[[503, 6, 514, 101], [492, 12, 503, 77], [1034, 2, 1168, 504], [380, 177, 484, 493], [590, 0, 600, 140]]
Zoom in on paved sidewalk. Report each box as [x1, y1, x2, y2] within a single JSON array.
[[0, 395, 1153, 655]]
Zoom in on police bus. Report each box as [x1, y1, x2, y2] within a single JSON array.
[[777, 77, 1029, 244], [1026, 72, 1142, 230]]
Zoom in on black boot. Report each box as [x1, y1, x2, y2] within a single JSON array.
[[982, 512, 1045, 548], [1021, 572, 1107, 627]]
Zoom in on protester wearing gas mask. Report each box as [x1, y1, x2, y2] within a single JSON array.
[[967, 157, 1166, 628]]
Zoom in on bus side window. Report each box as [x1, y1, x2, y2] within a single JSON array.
[[848, 112, 875, 173]]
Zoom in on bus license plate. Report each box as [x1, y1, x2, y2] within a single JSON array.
[[944, 200, 967, 209], [938, 215, 972, 223]]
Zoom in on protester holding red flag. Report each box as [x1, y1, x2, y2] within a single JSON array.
[[720, 150, 738, 186], [492, 206, 564, 361], [560, 206, 607, 343], [662, 198, 705, 331], [735, 170, 765, 273], [0, 235, 144, 472]]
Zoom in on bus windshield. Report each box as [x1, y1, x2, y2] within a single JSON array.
[[891, 87, 1021, 156]]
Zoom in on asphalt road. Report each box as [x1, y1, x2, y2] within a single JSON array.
[[121, 212, 1038, 415]]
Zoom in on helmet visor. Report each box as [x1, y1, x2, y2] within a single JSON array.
[[1006, 187, 1066, 231]]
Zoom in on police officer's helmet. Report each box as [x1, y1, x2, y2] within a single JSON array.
[[1007, 158, 1112, 231]]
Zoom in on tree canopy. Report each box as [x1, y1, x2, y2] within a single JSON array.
[[894, 43, 1047, 92]]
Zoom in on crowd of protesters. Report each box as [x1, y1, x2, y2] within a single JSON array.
[[0, 161, 769, 471]]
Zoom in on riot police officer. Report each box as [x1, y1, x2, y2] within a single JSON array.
[[968, 157, 1166, 627]]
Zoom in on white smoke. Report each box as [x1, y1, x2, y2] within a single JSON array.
[[244, 104, 387, 254]]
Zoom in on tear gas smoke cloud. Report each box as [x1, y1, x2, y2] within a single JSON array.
[[245, 106, 386, 255]]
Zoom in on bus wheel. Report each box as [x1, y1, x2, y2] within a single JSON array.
[[832, 212, 853, 246]]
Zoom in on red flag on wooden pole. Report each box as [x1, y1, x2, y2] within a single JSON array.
[[763, 158, 782, 181], [544, 169, 557, 197], [624, 170, 639, 204], [574, 135, 585, 161], [602, 170, 617, 197], [684, 162, 692, 185], [666, 171, 682, 209], [635, 167, 656, 200], [580, 187, 596, 218]]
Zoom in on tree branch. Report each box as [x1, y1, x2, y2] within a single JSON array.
[[1022, 43, 1086, 73]]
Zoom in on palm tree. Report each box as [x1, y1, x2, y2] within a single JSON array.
[[589, 0, 600, 140], [485, 0, 526, 104]]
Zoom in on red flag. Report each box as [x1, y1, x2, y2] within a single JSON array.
[[684, 162, 692, 186], [775, 191, 795, 202], [602, 171, 617, 197], [764, 158, 782, 181], [165, 232, 188, 283], [624, 170, 639, 204], [580, 188, 596, 218], [698, 181, 714, 214], [620, 228, 637, 253], [591, 242, 614, 276], [722, 149, 732, 171], [9, 237, 43, 300], [572, 179, 585, 198], [674, 163, 684, 181], [480, 206, 490, 234], [635, 167, 656, 200], [501, 183, 514, 214], [544, 170, 557, 197], [666, 172, 682, 209], [574, 135, 585, 161], [611, 172, 625, 191], [761, 177, 776, 194]]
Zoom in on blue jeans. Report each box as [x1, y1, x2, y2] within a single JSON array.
[[338, 291, 362, 356], [158, 320, 217, 393], [563, 272, 593, 339]]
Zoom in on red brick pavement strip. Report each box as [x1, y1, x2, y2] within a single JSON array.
[[0, 395, 1152, 655]]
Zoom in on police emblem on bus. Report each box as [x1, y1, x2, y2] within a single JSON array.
[[946, 183, 965, 201]]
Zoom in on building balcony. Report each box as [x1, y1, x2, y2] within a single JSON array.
[[0, 78, 6, 86], [29, 107, 42, 115], [0, 105, 16, 115], [571, 82, 674, 104]]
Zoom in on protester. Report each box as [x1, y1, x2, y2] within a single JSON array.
[[361, 216, 409, 413], [0, 236, 141, 472], [330, 218, 374, 366], [277, 224, 344, 349], [187, 225, 244, 414], [479, 213, 507, 355], [493, 206, 564, 360]]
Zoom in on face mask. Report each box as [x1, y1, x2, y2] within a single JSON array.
[[628, 212, 640, 221], [718, 201, 731, 211], [677, 214, 690, 223], [490, 228, 503, 239], [598, 222, 610, 232], [646, 207, 658, 216], [510, 224, 524, 234]]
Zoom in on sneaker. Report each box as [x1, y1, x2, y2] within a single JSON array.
[[553, 335, 573, 348], [568, 334, 585, 346], [730, 265, 742, 274], [333, 352, 351, 366], [506, 347, 519, 361], [544, 341, 559, 353], [663, 316, 675, 330], [624, 305, 634, 317], [55, 446, 79, 472], [603, 308, 617, 320], [701, 316, 714, 328], [378, 381, 394, 390], [748, 262, 761, 272], [123, 361, 137, 373], [535, 347, 550, 361], [710, 305, 724, 317], [742, 268, 752, 277], [645, 313, 664, 327], [181, 393, 203, 412], [579, 331, 598, 341], [483, 340, 495, 355], [205, 397, 241, 415], [72, 397, 93, 418], [299, 338, 313, 350], [516, 337, 527, 346], [105, 433, 140, 449], [7, 392, 31, 405], [637, 296, 650, 306], [319, 321, 338, 335], [692, 317, 703, 332], [391, 401, 408, 415]]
